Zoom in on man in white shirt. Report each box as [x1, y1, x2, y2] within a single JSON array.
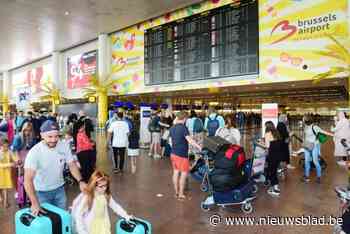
[[107, 112, 130, 173], [24, 120, 87, 215]]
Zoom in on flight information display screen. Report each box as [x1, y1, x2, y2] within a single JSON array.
[[145, 0, 258, 85]]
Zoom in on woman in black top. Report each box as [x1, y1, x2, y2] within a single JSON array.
[[277, 121, 295, 170], [264, 121, 283, 197], [128, 118, 140, 174]]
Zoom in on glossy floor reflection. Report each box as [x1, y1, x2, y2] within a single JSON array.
[[0, 130, 346, 234]]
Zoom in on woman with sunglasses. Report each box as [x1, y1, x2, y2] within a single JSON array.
[[72, 170, 132, 234]]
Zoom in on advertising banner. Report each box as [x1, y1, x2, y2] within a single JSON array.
[[67, 50, 97, 89], [259, 0, 348, 83], [12, 64, 52, 102], [262, 103, 278, 135]]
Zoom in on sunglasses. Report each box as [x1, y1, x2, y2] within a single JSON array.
[[97, 183, 107, 188]]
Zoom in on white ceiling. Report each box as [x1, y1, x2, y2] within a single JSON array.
[[0, 0, 201, 72]]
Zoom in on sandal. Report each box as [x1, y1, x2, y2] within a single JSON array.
[[177, 195, 187, 201], [174, 194, 179, 198]]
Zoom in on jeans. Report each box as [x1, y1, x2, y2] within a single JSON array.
[[304, 143, 321, 178], [36, 186, 66, 210]]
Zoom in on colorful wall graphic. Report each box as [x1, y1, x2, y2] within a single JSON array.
[[67, 50, 97, 90], [259, 0, 348, 83], [110, 0, 348, 95], [12, 64, 53, 103]]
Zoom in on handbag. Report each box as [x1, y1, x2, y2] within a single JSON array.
[[312, 125, 328, 144], [302, 141, 314, 151], [317, 132, 328, 144]]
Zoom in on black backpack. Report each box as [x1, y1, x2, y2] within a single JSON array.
[[148, 117, 160, 133]]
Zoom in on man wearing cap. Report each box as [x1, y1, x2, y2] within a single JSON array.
[[24, 120, 87, 215]]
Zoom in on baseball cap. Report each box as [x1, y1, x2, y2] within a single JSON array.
[[40, 120, 59, 133]]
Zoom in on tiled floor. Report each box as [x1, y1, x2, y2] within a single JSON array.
[[1, 129, 347, 234]]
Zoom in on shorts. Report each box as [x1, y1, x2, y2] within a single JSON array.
[[171, 154, 190, 172], [151, 132, 161, 144], [128, 148, 139, 157]]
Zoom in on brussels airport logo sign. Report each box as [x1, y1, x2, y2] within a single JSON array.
[[270, 14, 337, 44]]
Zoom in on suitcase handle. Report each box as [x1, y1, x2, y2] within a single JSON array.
[[127, 218, 150, 234]]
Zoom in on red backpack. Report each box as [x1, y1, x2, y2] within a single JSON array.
[[225, 144, 246, 169]]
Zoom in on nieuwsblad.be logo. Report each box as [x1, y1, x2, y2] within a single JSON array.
[[270, 13, 337, 44]]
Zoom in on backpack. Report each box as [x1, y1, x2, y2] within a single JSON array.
[[193, 118, 203, 133], [148, 116, 160, 133], [213, 144, 245, 170], [207, 114, 220, 136], [0, 121, 8, 132]]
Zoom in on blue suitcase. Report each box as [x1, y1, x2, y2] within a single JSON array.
[[15, 203, 72, 234], [116, 217, 152, 234]]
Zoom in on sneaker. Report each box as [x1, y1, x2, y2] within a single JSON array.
[[300, 176, 310, 183], [287, 164, 296, 169], [273, 185, 281, 193], [254, 175, 266, 183], [153, 154, 161, 159], [267, 187, 280, 197], [337, 160, 347, 167], [148, 153, 153, 157], [113, 168, 120, 174], [316, 177, 321, 184]]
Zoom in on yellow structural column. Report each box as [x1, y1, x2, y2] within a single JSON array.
[[2, 71, 11, 114], [348, 77, 350, 109], [52, 51, 61, 114], [98, 92, 108, 128], [98, 33, 109, 129], [2, 96, 8, 113]]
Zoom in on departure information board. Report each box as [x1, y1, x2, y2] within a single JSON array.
[[145, 0, 258, 85]]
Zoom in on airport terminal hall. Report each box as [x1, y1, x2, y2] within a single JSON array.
[[2, 0, 350, 233]]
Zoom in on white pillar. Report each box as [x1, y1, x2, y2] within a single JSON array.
[[98, 34, 109, 78], [3, 71, 11, 100], [52, 51, 61, 89]]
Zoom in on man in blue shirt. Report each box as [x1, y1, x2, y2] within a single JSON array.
[[169, 111, 201, 201]]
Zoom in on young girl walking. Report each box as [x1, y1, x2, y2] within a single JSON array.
[[72, 170, 132, 234], [0, 138, 18, 207], [128, 125, 140, 174]]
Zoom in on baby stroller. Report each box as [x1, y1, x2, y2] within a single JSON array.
[[334, 186, 350, 234], [190, 150, 213, 192], [251, 140, 268, 184], [340, 139, 350, 189], [252, 138, 287, 185]]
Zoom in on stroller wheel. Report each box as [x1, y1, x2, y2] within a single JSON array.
[[201, 202, 210, 212], [252, 184, 258, 194], [200, 183, 209, 192], [241, 203, 253, 214]]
